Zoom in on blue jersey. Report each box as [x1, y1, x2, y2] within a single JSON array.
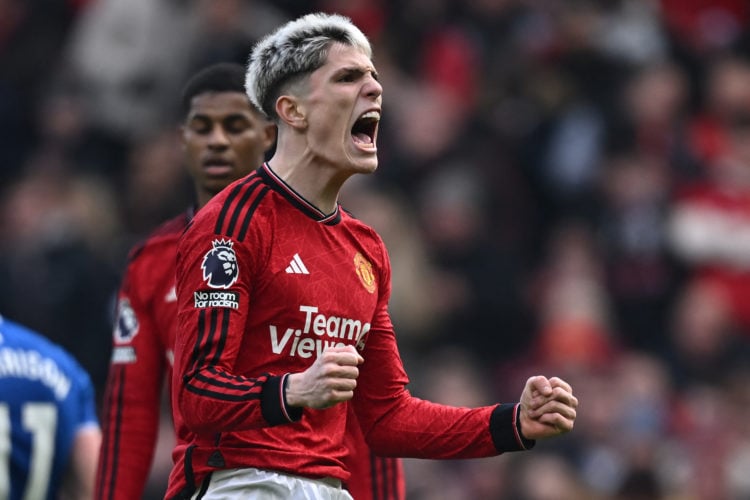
[[0, 316, 99, 500]]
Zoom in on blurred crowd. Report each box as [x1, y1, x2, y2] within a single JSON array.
[[2, 0, 750, 498]]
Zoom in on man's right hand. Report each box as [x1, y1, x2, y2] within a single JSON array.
[[285, 345, 364, 409]]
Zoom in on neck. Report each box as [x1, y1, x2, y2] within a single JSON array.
[[267, 137, 350, 215], [195, 190, 212, 211]]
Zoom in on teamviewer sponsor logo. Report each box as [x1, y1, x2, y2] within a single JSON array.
[[268, 305, 370, 358], [194, 290, 240, 310]]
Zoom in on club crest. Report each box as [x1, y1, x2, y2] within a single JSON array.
[[201, 239, 239, 289], [354, 252, 376, 294]]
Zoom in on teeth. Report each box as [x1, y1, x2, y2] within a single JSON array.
[[360, 111, 380, 121]]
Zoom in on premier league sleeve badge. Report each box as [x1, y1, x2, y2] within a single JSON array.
[[201, 239, 239, 289]]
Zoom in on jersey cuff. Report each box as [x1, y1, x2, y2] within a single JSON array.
[[260, 374, 303, 425], [489, 403, 535, 452]]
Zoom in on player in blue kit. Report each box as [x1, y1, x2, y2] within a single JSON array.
[[0, 315, 101, 500]]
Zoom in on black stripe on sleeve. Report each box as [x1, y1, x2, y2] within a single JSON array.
[[107, 366, 125, 499], [237, 186, 269, 242], [194, 370, 264, 393], [195, 309, 219, 373], [214, 184, 245, 235], [185, 384, 263, 401], [214, 174, 259, 235], [96, 380, 111, 498], [97, 365, 124, 500], [208, 309, 231, 366], [188, 310, 207, 377], [224, 178, 263, 237]]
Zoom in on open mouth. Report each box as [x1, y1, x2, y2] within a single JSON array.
[[351, 110, 379, 149]]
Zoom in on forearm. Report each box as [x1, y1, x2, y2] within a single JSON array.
[[62, 426, 102, 500], [354, 315, 532, 458], [97, 336, 164, 497], [97, 375, 159, 497], [359, 397, 531, 458], [178, 369, 299, 432]]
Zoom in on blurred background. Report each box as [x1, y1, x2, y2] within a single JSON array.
[[2, 0, 750, 498]]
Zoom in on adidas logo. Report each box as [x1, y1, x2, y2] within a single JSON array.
[[285, 253, 309, 274]]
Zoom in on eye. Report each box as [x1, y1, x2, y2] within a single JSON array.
[[338, 70, 362, 83], [188, 117, 211, 134], [224, 116, 251, 134]]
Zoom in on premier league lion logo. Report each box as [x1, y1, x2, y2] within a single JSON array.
[[201, 239, 239, 289], [114, 297, 139, 343]]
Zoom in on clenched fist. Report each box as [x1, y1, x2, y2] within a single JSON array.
[[285, 345, 364, 409], [518, 375, 578, 440]]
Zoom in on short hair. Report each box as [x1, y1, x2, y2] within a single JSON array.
[[180, 62, 251, 118], [245, 12, 372, 119]]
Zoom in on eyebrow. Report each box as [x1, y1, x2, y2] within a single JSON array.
[[188, 112, 251, 122], [337, 65, 380, 81]]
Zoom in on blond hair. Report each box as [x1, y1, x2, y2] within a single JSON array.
[[245, 12, 372, 120]]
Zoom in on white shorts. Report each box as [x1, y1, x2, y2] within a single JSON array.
[[191, 467, 354, 500]]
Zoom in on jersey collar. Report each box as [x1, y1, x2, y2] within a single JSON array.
[[258, 163, 342, 225]]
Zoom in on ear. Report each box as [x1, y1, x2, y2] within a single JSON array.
[[178, 125, 188, 151], [275, 95, 307, 131]]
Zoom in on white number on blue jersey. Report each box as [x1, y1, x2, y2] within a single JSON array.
[[0, 403, 57, 499]]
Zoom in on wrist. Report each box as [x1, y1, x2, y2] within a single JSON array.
[[516, 404, 535, 448], [489, 403, 535, 452], [260, 374, 302, 425], [284, 373, 303, 407]]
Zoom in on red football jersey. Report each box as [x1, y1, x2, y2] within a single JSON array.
[[96, 205, 404, 499], [166, 164, 530, 499], [96, 212, 192, 499]]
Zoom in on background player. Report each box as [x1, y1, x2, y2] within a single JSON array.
[[0, 315, 101, 500], [95, 62, 276, 499]]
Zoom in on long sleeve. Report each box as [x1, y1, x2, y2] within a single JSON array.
[[96, 269, 166, 499], [352, 253, 531, 459], [173, 228, 300, 435]]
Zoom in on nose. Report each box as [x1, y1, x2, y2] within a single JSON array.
[[208, 125, 230, 148], [364, 74, 382, 101]]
